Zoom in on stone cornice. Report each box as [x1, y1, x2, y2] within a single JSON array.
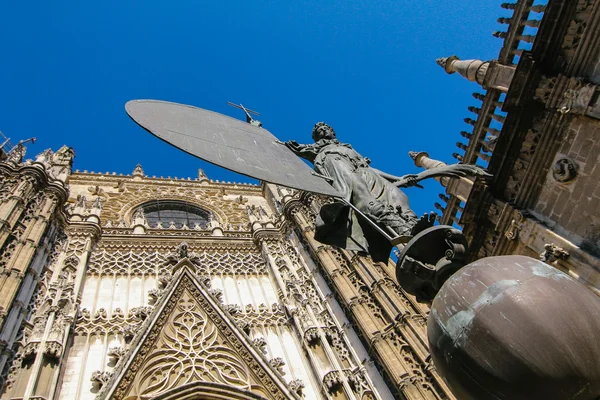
[[68, 172, 262, 194], [65, 220, 102, 241], [0, 161, 70, 205], [251, 221, 290, 244], [99, 227, 253, 241]]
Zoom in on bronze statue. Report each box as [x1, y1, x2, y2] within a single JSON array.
[[126, 100, 489, 263], [283, 122, 489, 262]]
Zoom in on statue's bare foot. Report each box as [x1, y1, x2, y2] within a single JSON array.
[[411, 212, 436, 236]]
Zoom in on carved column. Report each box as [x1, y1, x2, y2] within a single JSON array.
[[0, 193, 58, 316], [0, 183, 68, 393], [0, 175, 36, 251], [281, 191, 455, 400], [254, 221, 383, 400], [16, 220, 100, 400], [0, 147, 74, 350]]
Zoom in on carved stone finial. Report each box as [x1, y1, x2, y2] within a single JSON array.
[[133, 207, 145, 221], [252, 337, 268, 354], [90, 370, 112, 388], [408, 151, 430, 167], [7, 143, 26, 163], [436, 55, 459, 74], [107, 346, 127, 361], [289, 379, 305, 394], [436, 55, 490, 85], [198, 168, 207, 180], [269, 357, 286, 374], [208, 288, 223, 303], [132, 163, 144, 177], [224, 304, 241, 315], [35, 148, 54, 165]]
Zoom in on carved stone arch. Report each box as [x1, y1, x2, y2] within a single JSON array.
[[123, 194, 228, 227], [151, 381, 270, 400]]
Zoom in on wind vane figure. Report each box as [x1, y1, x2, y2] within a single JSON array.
[[227, 102, 262, 127], [0, 131, 36, 162]]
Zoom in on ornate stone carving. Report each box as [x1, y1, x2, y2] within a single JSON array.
[[107, 346, 127, 361], [23, 341, 39, 358], [348, 369, 372, 397], [562, 19, 587, 51], [121, 325, 137, 343], [107, 276, 294, 400], [234, 304, 287, 328], [128, 306, 153, 321], [504, 211, 525, 241], [158, 272, 173, 289], [44, 341, 63, 357], [132, 163, 144, 177], [488, 204, 500, 219], [269, 357, 286, 374], [208, 288, 223, 304], [535, 76, 557, 103], [289, 379, 305, 395], [540, 243, 570, 263], [88, 248, 267, 276], [148, 288, 164, 305], [323, 370, 342, 391], [91, 370, 112, 387], [251, 337, 268, 355], [224, 304, 241, 315], [94, 308, 108, 320]]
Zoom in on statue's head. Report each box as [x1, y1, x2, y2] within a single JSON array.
[[312, 122, 336, 142]]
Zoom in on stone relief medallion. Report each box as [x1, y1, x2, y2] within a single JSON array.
[[552, 157, 578, 183]]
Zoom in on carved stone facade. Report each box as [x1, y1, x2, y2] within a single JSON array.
[[430, 0, 600, 295], [0, 156, 406, 399], [2, 2, 599, 400]]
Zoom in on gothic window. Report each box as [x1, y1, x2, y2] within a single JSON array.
[[137, 200, 210, 229]]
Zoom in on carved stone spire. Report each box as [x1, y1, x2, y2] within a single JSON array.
[[35, 148, 54, 166], [132, 163, 144, 178], [437, 55, 515, 92], [7, 143, 26, 163], [436, 55, 490, 86], [408, 151, 447, 170]]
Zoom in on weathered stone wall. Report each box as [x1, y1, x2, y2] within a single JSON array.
[[533, 115, 600, 256]]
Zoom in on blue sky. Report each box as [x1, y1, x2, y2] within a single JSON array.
[[1, 1, 507, 215]]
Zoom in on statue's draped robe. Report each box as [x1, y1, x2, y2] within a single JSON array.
[[292, 139, 416, 262]]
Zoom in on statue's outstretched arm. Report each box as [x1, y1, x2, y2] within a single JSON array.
[[394, 164, 492, 188], [275, 140, 318, 163], [370, 167, 407, 182]]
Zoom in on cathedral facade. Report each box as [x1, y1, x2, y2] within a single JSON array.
[[0, 155, 445, 400]]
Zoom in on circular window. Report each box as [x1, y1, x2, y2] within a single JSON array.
[[137, 200, 211, 229]]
